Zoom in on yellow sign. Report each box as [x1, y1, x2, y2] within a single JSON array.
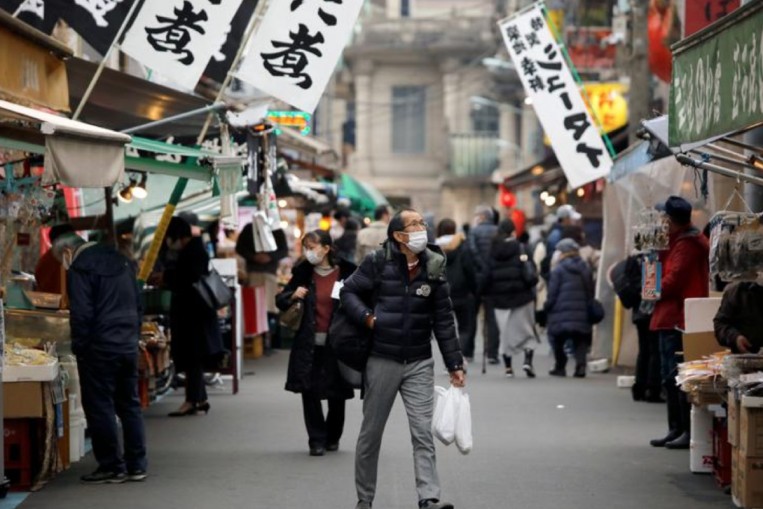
[[543, 82, 628, 145]]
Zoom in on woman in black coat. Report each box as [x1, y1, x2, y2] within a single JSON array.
[[480, 219, 538, 378], [163, 217, 225, 417], [276, 230, 355, 457]]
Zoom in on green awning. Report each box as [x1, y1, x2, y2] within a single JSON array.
[[339, 173, 389, 216]]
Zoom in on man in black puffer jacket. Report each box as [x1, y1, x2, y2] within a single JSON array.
[[467, 205, 500, 363], [54, 233, 147, 485], [342, 208, 465, 509]]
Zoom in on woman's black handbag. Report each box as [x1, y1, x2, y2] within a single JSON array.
[[588, 299, 606, 324], [193, 269, 234, 310], [279, 300, 304, 333]]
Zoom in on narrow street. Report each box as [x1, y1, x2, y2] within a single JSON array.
[[11, 349, 730, 509]]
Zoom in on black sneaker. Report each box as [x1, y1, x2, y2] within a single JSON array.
[[310, 446, 326, 456], [127, 470, 148, 482], [80, 470, 127, 485], [326, 443, 339, 452], [419, 499, 454, 509]]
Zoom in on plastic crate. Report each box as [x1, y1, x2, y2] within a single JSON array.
[[713, 416, 732, 488], [4, 419, 38, 491]]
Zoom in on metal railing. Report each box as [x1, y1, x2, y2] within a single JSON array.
[[449, 133, 500, 178]]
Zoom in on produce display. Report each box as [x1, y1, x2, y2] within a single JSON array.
[[4, 342, 56, 366]]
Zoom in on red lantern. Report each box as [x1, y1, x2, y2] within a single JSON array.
[[499, 185, 517, 208], [511, 209, 526, 238]]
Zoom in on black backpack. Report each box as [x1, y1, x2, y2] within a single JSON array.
[[611, 255, 643, 310]]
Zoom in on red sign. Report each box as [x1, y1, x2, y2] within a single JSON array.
[[565, 27, 616, 71], [684, 0, 740, 37]]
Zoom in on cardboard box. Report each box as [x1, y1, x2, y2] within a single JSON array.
[[740, 406, 763, 458], [3, 362, 58, 382], [682, 331, 726, 362], [732, 448, 740, 503], [3, 382, 44, 418], [736, 455, 763, 509], [730, 390, 741, 447]]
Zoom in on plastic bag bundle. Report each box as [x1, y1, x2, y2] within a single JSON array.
[[432, 385, 472, 455], [709, 211, 763, 284]]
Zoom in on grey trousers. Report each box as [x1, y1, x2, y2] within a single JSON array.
[[356, 356, 440, 504]]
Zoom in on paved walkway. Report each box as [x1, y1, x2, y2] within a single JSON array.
[[10, 348, 731, 509]]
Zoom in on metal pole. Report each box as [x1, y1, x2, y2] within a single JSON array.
[[196, 0, 269, 142], [121, 102, 227, 134], [676, 154, 763, 188], [72, 0, 143, 120]]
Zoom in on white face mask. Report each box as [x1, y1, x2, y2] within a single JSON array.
[[405, 230, 428, 254], [305, 249, 324, 265]]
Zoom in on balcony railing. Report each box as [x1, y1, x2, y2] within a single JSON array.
[[449, 133, 499, 178], [351, 16, 494, 50]]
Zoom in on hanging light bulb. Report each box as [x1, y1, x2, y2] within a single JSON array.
[[117, 184, 133, 204], [131, 174, 148, 200]]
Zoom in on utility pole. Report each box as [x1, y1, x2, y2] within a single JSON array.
[[626, 1, 651, 144]]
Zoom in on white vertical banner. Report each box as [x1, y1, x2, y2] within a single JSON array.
[[499, 4, 613, 189], [237, 0, 364, 113], [121, 0, 243, 90]]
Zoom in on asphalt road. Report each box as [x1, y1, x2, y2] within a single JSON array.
[[14, 347, 732, 509]]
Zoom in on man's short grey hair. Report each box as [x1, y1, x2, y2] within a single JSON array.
[[474, 204, 493, 221], [52, 232, 86, 261]]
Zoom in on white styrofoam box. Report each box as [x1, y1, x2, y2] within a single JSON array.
[[588, 358, 609, 373], [690, 439, 714, 474], [617, 375, 636, 388], [210, 258, 238, 278], [684, 297, 722, 333], [3, 361, 58, 382], [691, 406, 714, 444], [742, 395, 763, 408]]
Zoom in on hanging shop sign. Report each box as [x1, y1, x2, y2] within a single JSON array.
[[544, 82, 628, 145], [669, 0, 763, 146], [0, 13, 70, 111], [267, 111, 312, 135], [499, 4, 613, 189], [121, 0, 243, 90], [237, 0, 364, 114]]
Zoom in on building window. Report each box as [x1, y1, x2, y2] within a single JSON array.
[[391, 86, 426, 154], [470, 104, 500, 134], [401, 0, 411, 17]]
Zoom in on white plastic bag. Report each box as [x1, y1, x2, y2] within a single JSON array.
[[432, 386, 457, 445], [454, 389, 472, 455]]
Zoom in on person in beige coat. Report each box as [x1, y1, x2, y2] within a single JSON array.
[[355, 205, 390, 262]]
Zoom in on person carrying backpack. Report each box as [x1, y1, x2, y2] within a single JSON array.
[[479, 219, 539, 378], [341, 208, 465, 509]]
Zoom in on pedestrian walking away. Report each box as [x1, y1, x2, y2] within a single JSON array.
[[163, 216, 226, 418], [341, 208, 466, 509], [467, 204, 500, 366], [357, 205, 391, 262], [276, 230, 355, 457], [479, 219, 539, 378], [545, 239, 594, 378], [54, 231, 148, 484]]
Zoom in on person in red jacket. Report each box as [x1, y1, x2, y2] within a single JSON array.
[[649, 196, 709, 450]]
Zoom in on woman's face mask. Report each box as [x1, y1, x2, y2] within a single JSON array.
[[305, 249, 324, 265]]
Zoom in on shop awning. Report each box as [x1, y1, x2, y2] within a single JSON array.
[[277, 127, 339, 165], [67, 57, 216, 138], [0, 98, 131, 188], [126, 136, 243, 181], [339, 173, 389, 216]]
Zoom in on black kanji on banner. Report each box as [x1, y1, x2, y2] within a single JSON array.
[[0, 0, 61, 34], [204, 0, 259, 83], [59, 0, 137, 56]]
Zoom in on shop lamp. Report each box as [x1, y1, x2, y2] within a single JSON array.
[[540, 191, 549, 201], [117, 185, 133, 204], [131, 174, 148, 200], [577, 188, 585, 198]]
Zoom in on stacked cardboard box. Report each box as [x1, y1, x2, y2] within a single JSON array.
[[731, 394, 763, 508]]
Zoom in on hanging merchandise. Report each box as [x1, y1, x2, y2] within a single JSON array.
[[641, 252, 662, 301], [252, 210, 277, 253], [260, 132, 282, 231], [708, 211, 763, 283], [632, 208, 670, 252]]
